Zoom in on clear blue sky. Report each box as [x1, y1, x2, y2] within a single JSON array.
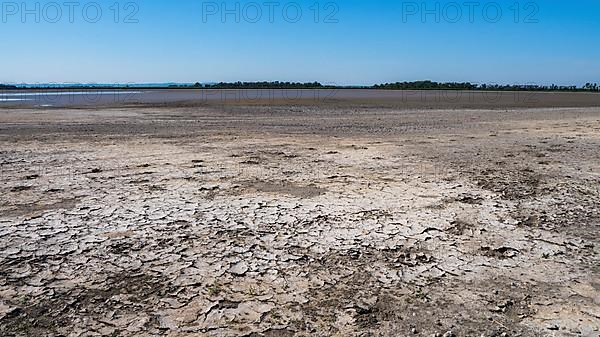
[[2, 0, 599, 85]]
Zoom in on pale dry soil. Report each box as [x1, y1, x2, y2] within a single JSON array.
[[0, 105, 599, 337]]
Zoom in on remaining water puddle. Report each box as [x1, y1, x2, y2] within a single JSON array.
[[0, 91, 143, 104], [0, 91, 142, 97], [0, 99, 32, 102]]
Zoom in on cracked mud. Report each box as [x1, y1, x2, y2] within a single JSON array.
[[0, 104, 599, 336]]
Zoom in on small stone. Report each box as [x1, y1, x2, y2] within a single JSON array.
[[229, 262, 249, 276]]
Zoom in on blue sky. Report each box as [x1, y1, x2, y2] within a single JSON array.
[[2, 0, 599, 85]]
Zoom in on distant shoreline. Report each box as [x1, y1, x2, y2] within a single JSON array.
[[1, 80, 599, 93], [2, 87, 600, 94]]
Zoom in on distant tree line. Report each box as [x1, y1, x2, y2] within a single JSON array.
[[168, 81, 333, 89], [178, 80, 600, 92], [373, 80, 600, 92], [2, 81, 599, 92], [373, 81, 477, 90]]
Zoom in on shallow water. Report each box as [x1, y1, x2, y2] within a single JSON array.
[[0, 91, 143, 105], [0, 91, 142, 97]]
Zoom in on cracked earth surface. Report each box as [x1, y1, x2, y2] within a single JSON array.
[[0, 105, 599, 336]]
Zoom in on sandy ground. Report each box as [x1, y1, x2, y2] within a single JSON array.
[[0, 99, 599, 337]]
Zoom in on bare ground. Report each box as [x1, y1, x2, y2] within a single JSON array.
[[0, 102, 599, 337]]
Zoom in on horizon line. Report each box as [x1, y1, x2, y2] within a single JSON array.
[[2, 80, 599, 87]]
